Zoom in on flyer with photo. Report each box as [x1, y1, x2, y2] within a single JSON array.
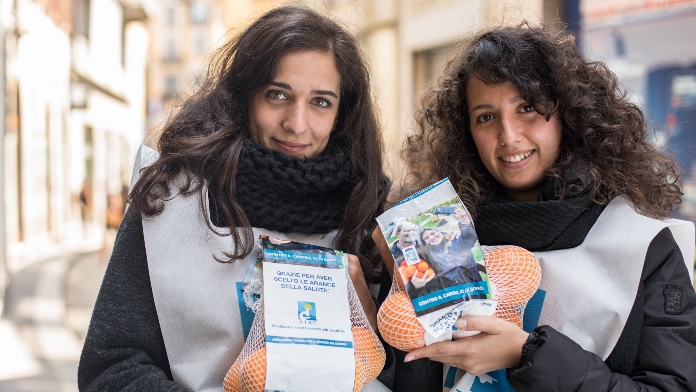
[[376, 179, 492, 337]]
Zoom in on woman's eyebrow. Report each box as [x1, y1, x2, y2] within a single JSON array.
[[470, 95, 524, 112], [470, 103, 494, 111], [268, 82, 338, 99], [313, 89, 338, 98], [269, 82, 291, 89]]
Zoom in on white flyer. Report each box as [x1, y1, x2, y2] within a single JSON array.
[[261, 235, 355, 392]]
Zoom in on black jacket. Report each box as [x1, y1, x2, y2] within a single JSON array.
[[78, 207, 190, 391], [508, 227, 696, 391]]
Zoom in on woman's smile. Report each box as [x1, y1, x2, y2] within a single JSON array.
[[499, 150, 534, 167], [272, 138, 310, 153]]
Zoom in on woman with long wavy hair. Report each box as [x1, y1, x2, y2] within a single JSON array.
[[78, 6, 390, 391], [390, 25, 696, 391]]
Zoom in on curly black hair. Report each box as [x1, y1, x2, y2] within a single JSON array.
[[402, 24, 681, 219]]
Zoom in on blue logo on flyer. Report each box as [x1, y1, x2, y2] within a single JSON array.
[[298, 301, 317, 324]]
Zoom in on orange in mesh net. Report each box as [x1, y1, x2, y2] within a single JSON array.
[[494, 305, 521, 327], [484, 246, 541, 307], [377, 245, 540, 351], [224, 327, 385, 392], [353, 358, 366, 392], [223, 358, 243, 392], [352, 326, 386, 382], [377, 291, 426, 351], [241, 348, 267, 392]]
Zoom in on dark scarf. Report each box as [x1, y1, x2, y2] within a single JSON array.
[[475, 161, 605, 251], [210, 140, 353, 234]]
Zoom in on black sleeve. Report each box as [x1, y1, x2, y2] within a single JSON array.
[[508, 228, 696, 392], [392, 349, 443, 392], [77, 207, 190, 392]]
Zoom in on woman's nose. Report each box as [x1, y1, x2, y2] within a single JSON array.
[[283, 103, 309, 135], [499, 116, 522, 146]]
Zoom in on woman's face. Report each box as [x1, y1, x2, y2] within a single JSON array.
[[466, 77, 562, 202], [422, 229, 444, 246], [248, 50, 341, 159]]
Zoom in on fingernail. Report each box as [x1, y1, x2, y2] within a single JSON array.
[[455, 319, 467, 329], [404, 355, 415, 362]]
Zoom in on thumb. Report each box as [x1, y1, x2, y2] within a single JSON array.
[[454, 316, 505, 334]]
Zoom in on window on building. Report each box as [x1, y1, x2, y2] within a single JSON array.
[[190, 1, 208, 24], [167, 4, 175, 26], [166, 37, 177, 61], [73, 0, 91, 38], [165, 76, 178, 98], [195, 33, 206, 54]]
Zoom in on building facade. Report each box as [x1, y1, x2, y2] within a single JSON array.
[[1, 0, 153, 300], [145, 0, 227, 145]]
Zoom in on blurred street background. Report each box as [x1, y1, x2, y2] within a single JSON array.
[[0, 0, 695, 391]]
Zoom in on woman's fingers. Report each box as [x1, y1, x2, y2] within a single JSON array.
[[406, 340, 468, 362], [346, 254, 362, 275], [405, 317, 501, 361], [405, 316, 528, 375], [454, 316, 504, 334], [423, 273, 435, 284], [410, 273, 428, 288]]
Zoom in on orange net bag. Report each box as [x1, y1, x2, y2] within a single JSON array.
[[223, 274, 386, 392], [377, 245, 541, 352], [484, 246, 541, 326]]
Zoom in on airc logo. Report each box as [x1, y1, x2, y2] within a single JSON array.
[[297, 301, 317, 324]]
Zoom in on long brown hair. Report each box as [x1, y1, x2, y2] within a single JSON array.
[[129, 6, 389, 277], [403, 24, 681, 219]]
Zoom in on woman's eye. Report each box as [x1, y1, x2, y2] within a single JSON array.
[[476, 113, 494, 123], [520, 104, 535, 113], [268, 90, 287, 100], [311, 97, 331, 108]]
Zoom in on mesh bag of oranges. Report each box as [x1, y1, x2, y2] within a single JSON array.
[[377, 244, 541, 351], [374, 179, 541, 351], [223, 236, 386, 392]]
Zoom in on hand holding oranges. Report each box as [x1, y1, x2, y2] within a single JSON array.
[[398, 260, 435, 285]]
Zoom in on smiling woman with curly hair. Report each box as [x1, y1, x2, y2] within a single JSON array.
[[403, 25, 681, 220], [390, 25, 696, 392]]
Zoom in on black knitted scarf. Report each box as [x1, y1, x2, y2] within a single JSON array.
[[212, 140, 353, 235], [475, 160, 605, 252]]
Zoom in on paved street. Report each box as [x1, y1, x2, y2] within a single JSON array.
[[0, 239, 111, 392]]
